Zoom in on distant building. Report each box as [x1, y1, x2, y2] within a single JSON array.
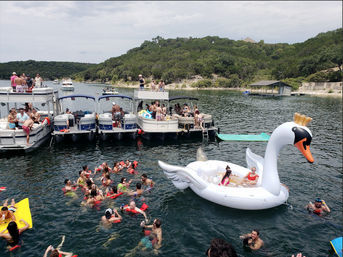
[[243, 37, 256, 43], [249, 80, 292, 96]]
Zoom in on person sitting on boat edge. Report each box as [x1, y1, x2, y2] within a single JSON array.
[[243, 167, 259, 186], [7, 108, 17, 130], [32, 108, 41, 123], [0, 219, 29, 251], [306, 198, 330, 215], [16, 108, 29, 129], [206, 238, 237, 257], [240, 229, 264, 250]]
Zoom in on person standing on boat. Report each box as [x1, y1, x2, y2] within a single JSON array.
[[151, 80, 157, 91], [158, 80, 165, 92], [26, 75, 34, 90], [34, 73, 43, 88], [10, 72, 18, 92], [14, 76, 24, 93], [240, 229, 264, 250], [138, 74, 145, 90]]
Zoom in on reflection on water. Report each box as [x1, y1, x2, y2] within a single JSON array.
[[0, 80, 342, 257]]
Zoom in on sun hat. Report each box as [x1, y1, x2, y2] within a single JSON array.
[[12, 72, 16, 75]]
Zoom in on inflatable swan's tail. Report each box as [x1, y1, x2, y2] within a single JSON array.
[[158, 161, 207, 190], [196, 147, 208, 162]]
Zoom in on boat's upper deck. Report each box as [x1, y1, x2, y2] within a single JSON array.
[[0, 87, 58, 103]]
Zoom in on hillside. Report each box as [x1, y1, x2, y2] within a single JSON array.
[[74, 28, 342, 89], [0, 60, 95, 80]]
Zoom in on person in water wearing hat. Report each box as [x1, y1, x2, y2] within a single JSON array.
[[101, 208, 122, 227], [306, 198, 330, 215]]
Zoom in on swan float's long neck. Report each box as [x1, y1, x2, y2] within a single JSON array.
[[262, 122, 295, 195]]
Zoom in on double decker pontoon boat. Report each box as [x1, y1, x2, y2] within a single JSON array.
[[0, 87, 57, 153]]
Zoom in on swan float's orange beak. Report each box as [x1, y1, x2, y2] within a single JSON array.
[[292, 127, 314, 163], [295, 138, 314, 163]]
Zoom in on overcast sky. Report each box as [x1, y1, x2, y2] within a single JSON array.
[[0, 1, 341, 64]]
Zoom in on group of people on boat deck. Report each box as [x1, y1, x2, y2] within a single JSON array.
[[150, 80, 165, 92], [62, 159, 162, 254], [10, 72, 43, 92]]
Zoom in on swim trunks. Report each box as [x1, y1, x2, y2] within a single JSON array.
[[22, 125, 30, 135], [9, 123, 16, 129]]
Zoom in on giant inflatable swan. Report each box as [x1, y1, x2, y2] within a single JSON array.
[[158, 113, 314, 210]]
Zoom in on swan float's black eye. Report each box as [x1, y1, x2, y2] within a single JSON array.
[[292, 127, 312, 146]]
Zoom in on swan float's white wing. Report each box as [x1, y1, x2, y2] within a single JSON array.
[[246, 148, 264, 174], [196, 147, 208, 161], [158, 160, 207, 190]]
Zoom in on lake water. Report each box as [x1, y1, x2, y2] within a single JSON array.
[[0, 80, 342, 257]]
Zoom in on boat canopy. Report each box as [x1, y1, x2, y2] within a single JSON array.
[[168, 96, 199, 101], [98, 95, 133, 101], [58, 94, 95, 101]]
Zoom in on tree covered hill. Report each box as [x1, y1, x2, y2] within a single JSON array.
[[74, 28, 342, 88], [0, 60, 95, 80]]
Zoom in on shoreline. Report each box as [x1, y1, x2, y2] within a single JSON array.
[[103, 82, 343, 98]]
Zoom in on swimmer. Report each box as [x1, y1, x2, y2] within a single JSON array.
[[141, 174, 154, 188], [76, 171, 87, 188], [243, 167, 259, 186], [127, 183, 144, 197], [43, 245, 74, 257], [118, 177, 132, 192], [121, 200, 148, 223], [0, 219, 29, 251], [64, 179, 76, 193], [125, 159, 132, 168], [240, 229, 264, 250], [82, 165, 92, 178], [127, 163, 137, 174], [1, 199, 16, 224], [306, 198, 330, 215], [84, 189, 104, 207], [101, 208, 122, 226], [125, 218, 162, 256], [101, 174, 112, 189], [141, 218, 162, 249]]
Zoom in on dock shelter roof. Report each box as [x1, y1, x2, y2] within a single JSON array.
[[249, 80, 291, 88]]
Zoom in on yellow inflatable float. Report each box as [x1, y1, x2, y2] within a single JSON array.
[[0, 198, 33, 232]]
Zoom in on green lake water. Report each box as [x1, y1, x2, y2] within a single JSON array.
[[0, 81, 342, 257]]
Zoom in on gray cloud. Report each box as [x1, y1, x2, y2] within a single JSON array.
[[0, 1, 341, 63]]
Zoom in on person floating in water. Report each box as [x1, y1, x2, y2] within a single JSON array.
[[43, 244, 74, 257], [120, 200, 148, 223], [1, 199, 17, 224], [206, 238, 237, 257], [101, 208, 122, 227], [0, 219, 29, 251], [306, 198, 330, 215], [240, 229, 264, 250]]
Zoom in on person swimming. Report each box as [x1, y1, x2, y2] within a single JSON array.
[[101, 208, 122, 227], [306, 198, 330, 215], [0, 219, 29, 251]]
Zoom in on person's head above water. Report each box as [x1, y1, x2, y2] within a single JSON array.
[[251, 167, 256, 173], [251, 229, 260, 240], [64, 179, 71, 185], [153, 218, 161, 228], [105, 208, 113, 219], [7, 221, 20, 245], [314, 198, 322, 207], [129, 201, 136, 209], [206, 238, 237, 257]]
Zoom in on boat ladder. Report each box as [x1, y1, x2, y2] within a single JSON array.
[[202, 129, 209, 139]]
